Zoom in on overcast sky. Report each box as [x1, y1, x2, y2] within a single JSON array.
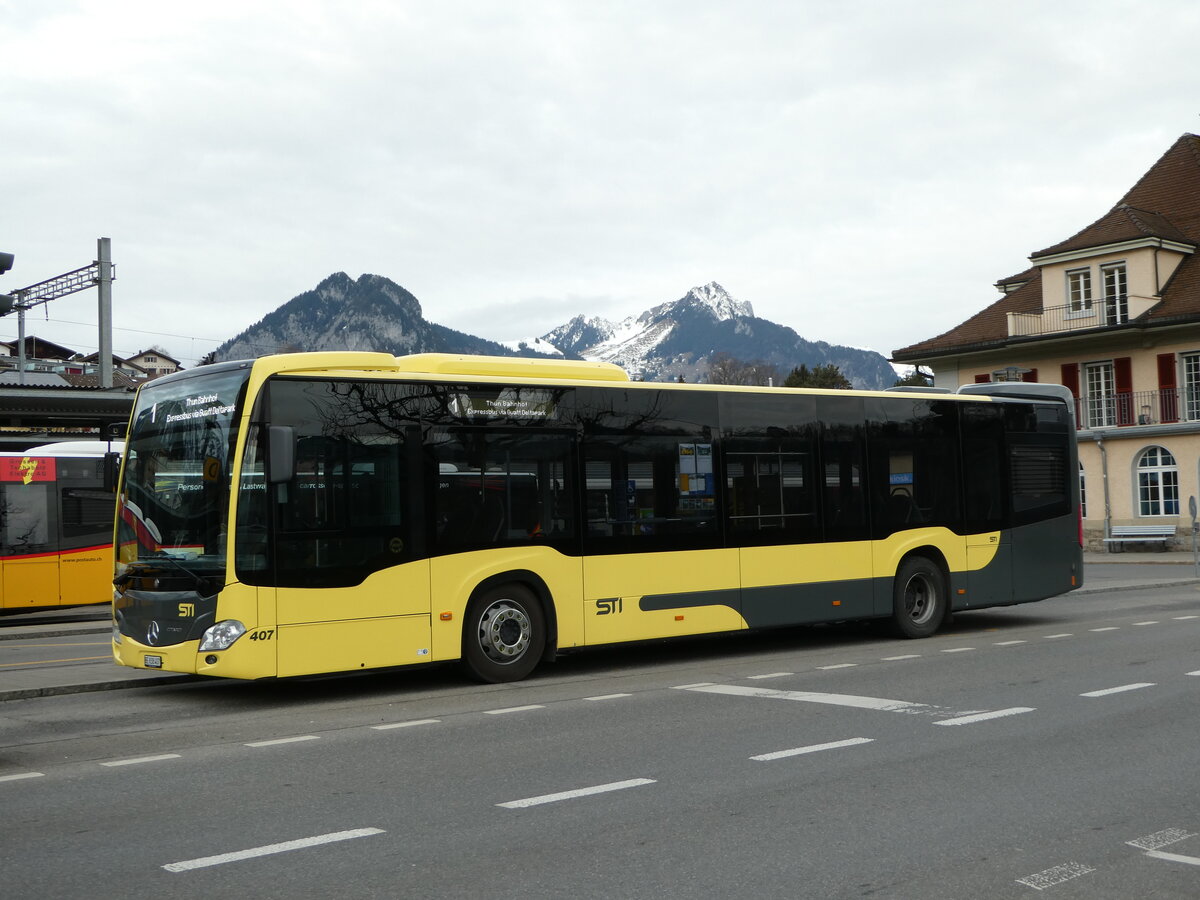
[[5, 1, 1200, 368]]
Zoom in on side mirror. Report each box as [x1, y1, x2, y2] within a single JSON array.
[[266, 425, 295, 484], [103, 451, 121, 492]]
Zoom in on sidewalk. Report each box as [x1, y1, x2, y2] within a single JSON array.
[[3, 551, 1199, 701]]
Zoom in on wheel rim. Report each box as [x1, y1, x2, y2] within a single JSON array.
[[903, 572, 937, 626], [477, 599, 532, 664]]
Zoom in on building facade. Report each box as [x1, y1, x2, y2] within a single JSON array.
[[894, 133, 1200, 550]]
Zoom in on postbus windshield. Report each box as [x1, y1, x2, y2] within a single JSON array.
[[116, 366, 250, 575]]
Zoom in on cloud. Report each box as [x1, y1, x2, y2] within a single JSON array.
[[5, 0, 1200, 366]]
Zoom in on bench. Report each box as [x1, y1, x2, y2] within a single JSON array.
[[1104, 524, 1176, 552]]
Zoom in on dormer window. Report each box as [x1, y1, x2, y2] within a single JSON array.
[[1102, 262, 1127, 325], [1067, 268, 1093, 315]]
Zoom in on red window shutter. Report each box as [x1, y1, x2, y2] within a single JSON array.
[[973, 374, 990, 384], [1157, 353, 1178, 423], [1114, 357, 1133, 425], [1021, 369, 1038, 383], [1060, 363, 1079, 397]]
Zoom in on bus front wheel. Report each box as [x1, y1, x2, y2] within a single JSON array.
[[891, 557, 945, 639], [463, 584, 546, 683]]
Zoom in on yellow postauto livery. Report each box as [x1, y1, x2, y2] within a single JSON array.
[[112, 352, 1082, 682]]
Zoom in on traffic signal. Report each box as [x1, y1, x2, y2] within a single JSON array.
[[0, 252, 12, 275], [0, 294, 13, 315]]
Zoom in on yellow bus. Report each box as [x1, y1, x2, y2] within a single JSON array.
[[111, 352, 1082, 682], [2, 442, 120, 613]]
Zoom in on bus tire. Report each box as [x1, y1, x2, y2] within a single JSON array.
[[463, 584, 545, 683], [890, 556, 945, 639]]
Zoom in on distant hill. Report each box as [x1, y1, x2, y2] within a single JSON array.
[[214, 274, 897, 389]]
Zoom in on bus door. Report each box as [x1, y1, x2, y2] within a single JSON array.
[[582, 436, 741, 643], [1, 465, 59, 608], [241, 398, 431, 677]]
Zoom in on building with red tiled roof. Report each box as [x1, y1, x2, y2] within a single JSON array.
[[893, 133, 1200, 550]]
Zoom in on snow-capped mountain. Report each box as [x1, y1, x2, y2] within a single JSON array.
[[537, 282, 896, 388], [213, 275, 897, 389]]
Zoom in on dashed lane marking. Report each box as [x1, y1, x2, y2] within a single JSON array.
[[163, 828, 385, 872], [941, 647, 975, 653], [245, 736, 320, 747], [101, 754, 182, 767], [371, 719, 440, 730], [484, 705, 546, 715], [1044, 633, 1073, 639], [995, 640, 1027, 646], [817, 663, 858, 670], [747, 673, 793, 680], [881, 654, 921, 661], [1173, 615, 1200, 621], [750, 737, 873, 761], [1145, 850, 1200, 867], [497, 778, 656, 809], [1089, 627, 1120, 632], [935, 707, 1035, 726], [1127, 827, 1195, 851], [1015, 861, 1095, 890], [1134, 621, 1160, 626], [0, 772, 45, 783], [584, 693, 632, 701], [675, 682, 932, 714], [1080, 683, 1156, 698]]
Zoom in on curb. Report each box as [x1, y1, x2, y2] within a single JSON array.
[[0, 673, 199, 702], [1073, 578, 1200, 595]]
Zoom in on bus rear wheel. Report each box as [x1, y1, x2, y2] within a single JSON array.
[[891, 556, 945, 639], [463, 584, 545, 683]]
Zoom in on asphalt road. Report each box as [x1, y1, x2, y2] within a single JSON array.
[[3, 582, 1200, 898]]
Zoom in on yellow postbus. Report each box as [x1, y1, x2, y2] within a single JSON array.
[[2, 442, 120, 613], [111, 352, 1082, 682]]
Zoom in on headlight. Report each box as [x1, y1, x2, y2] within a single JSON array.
[[198, 620, 247, 651]]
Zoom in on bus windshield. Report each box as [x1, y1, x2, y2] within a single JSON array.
[[117, 366, 250, 573]]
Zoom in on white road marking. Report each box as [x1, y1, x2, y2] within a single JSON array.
[[0, 772, 45, 783], [1089, 627, 1120, 632], [1080, 683, 1155, 698], [1173, 615, 1200, 620], [163, 828, 385, 872], [935, 707, 1035, 726], [677, 683, 932, 714], [101, 754, 182, 767], [1016, 861, 1095, 890], [941, 647, 975, 653], [1134, 621, 1159, 626], [1188, 671, 1200, 677], [817, 663, 858, 670], [751, 737, 873, 761], [371, 719, 440, 730], [994, 640, 1026, 646], [881, 654, 921, 661], [1146, 850, 1200, 867], [497, 778, 655, 809], [1044, 633, 1073, 639], [1127, 828, 1195, 850], [245, 735, 320, 747], [584, 693, 632, 701], [747, 672, 793, 680], [672, 682, 716, 690], [484, 705, 545, 715]]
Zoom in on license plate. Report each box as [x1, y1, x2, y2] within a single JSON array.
[[144, 655, 163, 668]]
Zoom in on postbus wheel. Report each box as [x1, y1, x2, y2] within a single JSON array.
[[890, 556, 945, 639], [463, 583, 546, 683]]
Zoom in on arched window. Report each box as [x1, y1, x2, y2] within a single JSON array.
[[1137, 446, 1179, 517], [1079, 462, 1087, 519]]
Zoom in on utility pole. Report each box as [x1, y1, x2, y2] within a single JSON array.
[[2, 239, 117, 387]]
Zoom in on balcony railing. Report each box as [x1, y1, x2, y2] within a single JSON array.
[[1073, 388, 1200, 430], [1008, 299, 1131, 338]]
